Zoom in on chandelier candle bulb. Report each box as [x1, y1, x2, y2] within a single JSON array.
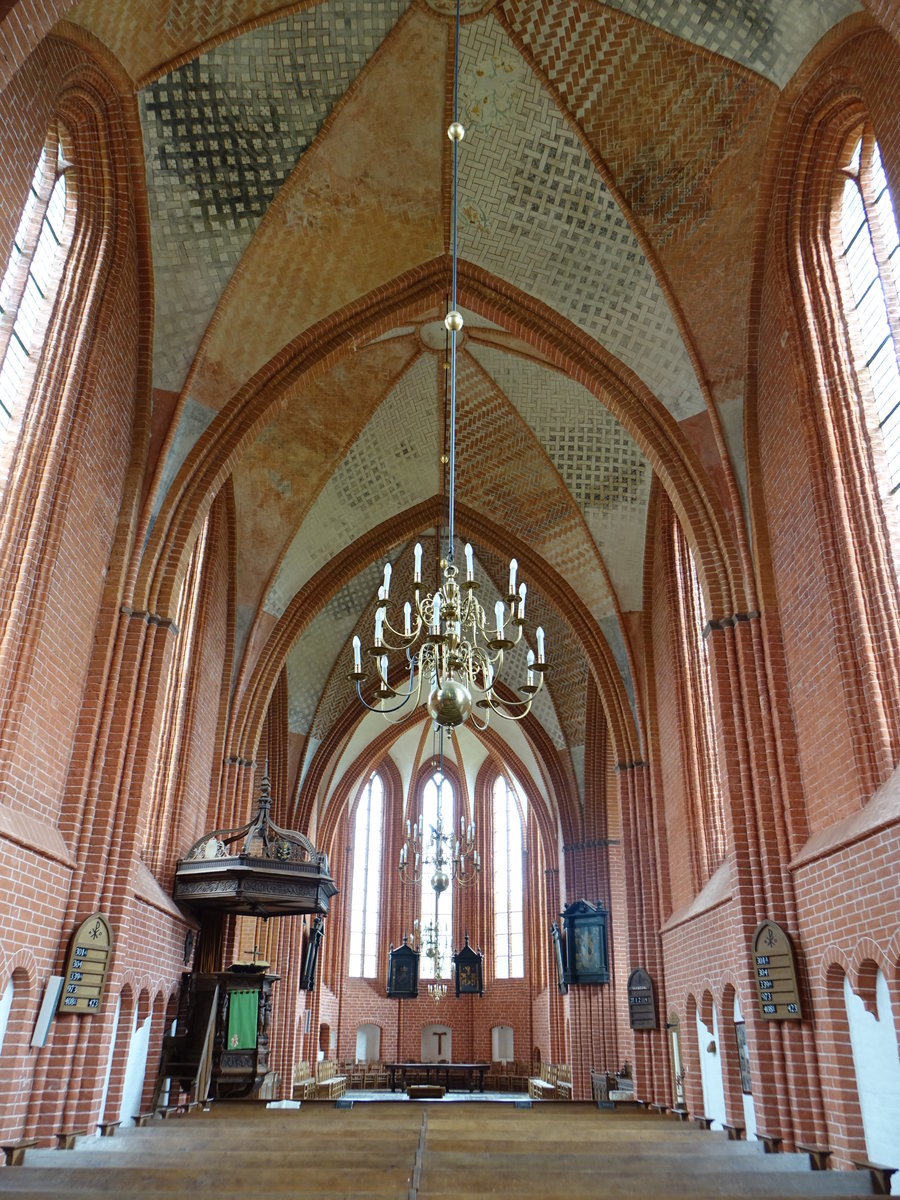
[[495, 599, 505, 637], [536, 627, 546, 664], [383, 562, 392, 599], [404, 602, 412, 637], [414, 543, 422, 584], [527, 648, 535, 687], [432, 592, 442, 635], [465, 542, 474, 582], [509, 558, 518, 598], [353, 636, 362, 673], [374, 608, 384, 647], [518, 582, 527, 620]]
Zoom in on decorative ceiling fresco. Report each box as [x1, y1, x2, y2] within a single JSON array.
[[59, 0, 862, 820]]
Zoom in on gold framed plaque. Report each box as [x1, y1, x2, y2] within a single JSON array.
[[58, 913, 113, 1015]]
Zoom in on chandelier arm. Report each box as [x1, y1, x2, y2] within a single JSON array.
[[379, 605, 424, 645], [482, 692, 535, 721], [354, 679, 418, 717]]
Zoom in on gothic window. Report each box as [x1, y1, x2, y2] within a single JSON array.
[[0, 131, 70, 456], [143, 517, 211, 874], [836, 125, 900, 507], [419, 771, 454, 981], [672, 521, 726, 883], [348, 772, 384, 978], [492, 775, 525, 979]]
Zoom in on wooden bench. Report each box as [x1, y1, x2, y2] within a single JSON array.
[[723, 1122, 745, 1141], [1, 1138, 37, 1166], [292, 1061, 316, 1101], [757, 1131, 782, 1154], [671, 1107, 690, 1121], [57, 1127, 90, 1149], [98, 1120, 121, 1137], [796, 1142, 831, 1171], [315, 1059, 347, 1099], [554, 1064, 573, 1100], [133, 1112, 157, 1127], [649, 1102, 668, 1116], [693, 1115, 714, 1130], [852, 1157, 896, 1194], [527, 1062, 557, 1100]]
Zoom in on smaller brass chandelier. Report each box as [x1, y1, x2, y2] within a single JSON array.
[[398, 784, 480, 888], [410, 918, 449, 1003], [398, 727, 480, 888], [348, 0, 548, 730]]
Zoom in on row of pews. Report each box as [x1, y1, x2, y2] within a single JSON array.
[[0, 1098, 889, 1199]]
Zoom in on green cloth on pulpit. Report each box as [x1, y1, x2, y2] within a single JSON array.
[[227, 990, 258, 1050]]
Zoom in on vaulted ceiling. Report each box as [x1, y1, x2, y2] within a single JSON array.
[[57, 0, 862, 826]]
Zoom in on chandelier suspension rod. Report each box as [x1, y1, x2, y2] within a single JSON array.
[[447, 0, 461, 564]]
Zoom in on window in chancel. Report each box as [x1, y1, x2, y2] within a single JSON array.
[[348, 772, 384, 978], [419, 771, 454, 980], [837, 125, 900, 506], [0, 132, 70, 450], [492, 775, 525, 979]]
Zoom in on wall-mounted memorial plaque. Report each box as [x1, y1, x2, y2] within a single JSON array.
[[561, 899, 610, 985], [752, 920, 802, 1020], [453, 932, 484, 997], [57, 913, 113, 1015], [386, 939, 419, 999], [627, 967, 657, 1029]]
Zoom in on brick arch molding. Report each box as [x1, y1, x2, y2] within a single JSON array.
[[134, 258, 748, 625]]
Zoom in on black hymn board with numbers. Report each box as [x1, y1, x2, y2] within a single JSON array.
[[752, 920, 802, 1020]]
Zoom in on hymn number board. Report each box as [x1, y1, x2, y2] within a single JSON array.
[[58, 914, 113, 1015], [752, 920, 802, 1021]]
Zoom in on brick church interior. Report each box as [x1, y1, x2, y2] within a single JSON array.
[[1, 0, 899, 1188]]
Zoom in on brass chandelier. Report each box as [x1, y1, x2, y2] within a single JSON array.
[[349, 0, 548, 730]]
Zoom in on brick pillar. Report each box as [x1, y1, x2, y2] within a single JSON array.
[[561, 841, 619, 1100], [617, 760, 671, 1105], [705, 614, 827, 1148], [26, 607, 177, 1141]]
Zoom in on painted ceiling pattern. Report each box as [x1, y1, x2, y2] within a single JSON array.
[[138, 0, 410, 391], [56, 0, 862, 816]]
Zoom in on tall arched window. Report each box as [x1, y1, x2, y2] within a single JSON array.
[[143, 516, 211, 874], [492, 775, 525, 979], [0, 130, 70, 457], [348, 772, 384, 978], [672, 520, 725, 885], [419, 771, 454, 981], [836, 125, 900, 507]]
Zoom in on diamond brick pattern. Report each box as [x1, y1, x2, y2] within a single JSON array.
[[502, 0, 774, 243], [264, 353, 440, 620], [585, 0, 860, 89], [469, 342, 649, 612], [139, 0, 409, 390], [287, 562, 384, 735], [453, 351, 615, 619], [458, 15, 703, 421]]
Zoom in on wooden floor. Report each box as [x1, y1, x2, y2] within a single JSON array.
[[0, 1101, 876, 1200]]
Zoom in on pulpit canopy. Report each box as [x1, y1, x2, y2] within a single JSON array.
[[174, 776, 337, 918]]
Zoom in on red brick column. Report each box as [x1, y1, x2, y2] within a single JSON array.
[[705, 614, 827, 1149]]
